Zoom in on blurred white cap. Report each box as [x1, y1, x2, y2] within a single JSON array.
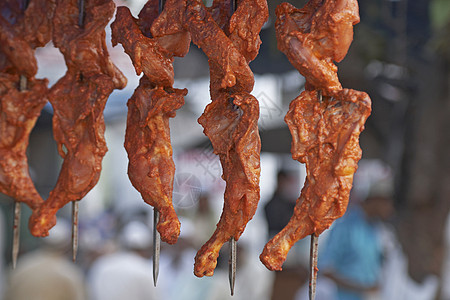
[[119, 221, 152, 250], [43, 218, 71, 249], [352, 159, 394, 202]]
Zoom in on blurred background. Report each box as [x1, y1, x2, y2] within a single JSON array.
[[0, 0, 449, 299]]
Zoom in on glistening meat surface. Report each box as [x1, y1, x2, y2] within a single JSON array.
[[0, 0, 55, 220], [111, 0, 190, 244], [260, 89, 371, 271], [275, 0, 360, 92], [188, 0, 268, 277], [29, 0, 126, 237], [0, 75, 47, 210], [260, 0, 371, 271]]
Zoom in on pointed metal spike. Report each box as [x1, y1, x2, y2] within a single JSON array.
[[153, 209, 160, 286], [309, 234, 319, 300], [72, 201, 79, 262], [12, 202, 21, 269], [13, 75, 27, 270], [159, 0, 165, 14], [78, 0, 85, 27], [229, 237, 237, 296]]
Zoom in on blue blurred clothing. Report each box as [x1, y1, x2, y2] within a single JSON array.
[[319, 206, 383, 300]]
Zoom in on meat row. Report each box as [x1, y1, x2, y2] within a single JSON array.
[[0, 0, 371, 277]]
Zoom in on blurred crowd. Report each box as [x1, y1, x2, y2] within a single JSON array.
[[0, 158, 445, 300]]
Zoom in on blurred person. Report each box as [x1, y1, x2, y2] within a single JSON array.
[[3, 219, 86, 300], [206, 241, 274, 300], [158, 217, 214, 300], [264, 170, 299, 239], [191, 193, 217, 247], [316, 160, 395, 300], [87, 220, 159, 300], [296, 160, 438, 300], [264, 170, 308, 300]]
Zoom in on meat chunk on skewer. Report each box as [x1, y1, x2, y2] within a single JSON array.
[[0, 0, 55, 216], [111, 1, 190, 244], [195, 92, 261, 276], [29, 0, 126, 237], [0, 16, 37, 78], [111, 6, 174, 88], [260, 0, 371, 272], [125, 78, 186, 244], [0, 75, 47, 210], [260, 89, 371, 271], [275, 0, 359, 92], [185, 0, 255, 94], [186, 0, 268, 277]]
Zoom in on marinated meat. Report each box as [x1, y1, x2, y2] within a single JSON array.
[[19, 0, 57, 49], [260, 89, 371, 271], [0, 15, 37, 78], [0, 0, 55, 216], [227, 0, 268, 62], [0, 0, 55, 76], [260, 0, 371, 271], [185, 0, 255, 94], [111, 6, 174, 88], [29, 0, 126, 237], [275, 0, 360, 92], [111, 1, 190, 244], [125, 78, 186, 244], [195, 92, 261, 277], [188, 0, 268, 277], [0, 74, 47, 210]]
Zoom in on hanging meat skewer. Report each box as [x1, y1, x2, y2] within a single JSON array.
[[259, 1, 371, 298], [111, 0, 191, 284], [184, 1, 268, 289], [0, 0, 56, 267], [29, 0, 127, 242], [111, 0, 189, 245]]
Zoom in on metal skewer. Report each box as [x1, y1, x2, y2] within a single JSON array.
[[308, 90, 323, 300], [158, 0, 165, 14], [229, 237, 237, 296], [151, 0, 166, 286], [71, 0, 85, 263], [12, 201, 21, 269], [227, 0, 238, 295], [12, 0, 31, 269], [153, 209, 160, 286], [309, 234, 319, 300], [12, 74, 28, 269], [72, 200, 79, 262]]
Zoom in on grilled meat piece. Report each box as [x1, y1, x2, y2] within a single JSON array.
[[111, 1, 190, 244], [188, 0, 268, 277], [29, 0, 126, 237]]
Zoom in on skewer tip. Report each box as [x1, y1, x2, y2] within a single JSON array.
[[229, 237, 237, 296], [153, 209, 160, 286], [309, 234, 319, 300]]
